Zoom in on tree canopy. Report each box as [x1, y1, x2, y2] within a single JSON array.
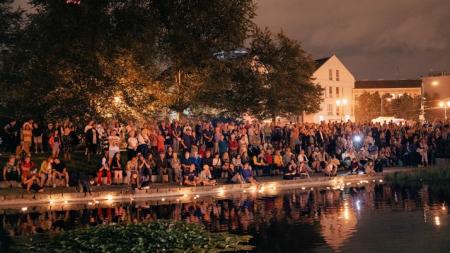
[[0, 0, 322, 123]]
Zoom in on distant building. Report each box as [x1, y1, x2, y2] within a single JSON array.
[[422, 74, 450, 121], [353, 79, 422, 98], [304, 54, 355, 123]]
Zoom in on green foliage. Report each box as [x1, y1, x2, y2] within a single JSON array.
[[12, 220, 253, 253], [201, 28, 323, 120], [385, 167, 450, 188], [389, 94, 421, 120], [355, 91, 381, 122], [248, 28, 323, 121]]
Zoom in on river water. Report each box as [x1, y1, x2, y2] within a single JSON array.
[[1, 184, 450, 252]]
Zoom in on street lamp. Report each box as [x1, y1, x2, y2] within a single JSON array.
[[336, 99, 348, 121], [439, 100, 450, 120]]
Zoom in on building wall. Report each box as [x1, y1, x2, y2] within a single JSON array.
[[305, 55, 355, 123], [422, 75, 450, 120], [353, 87, 422, 99]]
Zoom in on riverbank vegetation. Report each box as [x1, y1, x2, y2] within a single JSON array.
[[385, 167, 450, 188], [9, 220, 252, 253]]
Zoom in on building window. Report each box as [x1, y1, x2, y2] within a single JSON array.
[[336, 87, 340, 98], [336, 105, 340, 116], [329, 69, 333, 80], [329, 86, 333, 98], [336, 69, 340, 81], [324, 86, 327, 98], [327, 104, 333, 116], [342, 87, 344, 97]]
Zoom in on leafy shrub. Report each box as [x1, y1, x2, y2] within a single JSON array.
[[12, 220, 252, 253]]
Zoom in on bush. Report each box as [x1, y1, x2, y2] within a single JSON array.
[[12, 220, 252, 253]]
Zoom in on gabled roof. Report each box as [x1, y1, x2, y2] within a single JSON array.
[[355, 79, 422, 89], [314, 56, 331, 69]]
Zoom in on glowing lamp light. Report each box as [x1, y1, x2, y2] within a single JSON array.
[[435, 216, 441, 226], [106, 195, 113, 201], [63, 200, 68, 204], [432, 80, 439, 86], [21, 207, 28, 212], [161, 198, 165, 202], [342, 99, 348, 105], [301, 187, 306, 190], [319, 115, 324, 121], [49, 200, 55, 205], [353, 135, 362, 142]]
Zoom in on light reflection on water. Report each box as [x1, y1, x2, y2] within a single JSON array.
[[1, 184, 450, 252]]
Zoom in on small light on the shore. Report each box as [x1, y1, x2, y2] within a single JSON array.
[[218, 188, 225, 197], [63, 200, 68, 204], [346, 182, 351, 186], [94, 200, 99, 204], [176, 198, 180, 202], [243, 189, 247, 193], [49, 200, 54, 205], [106, 195, 113, 201], [88, 202, 93, 205], [183, 193, 188, 198], [21, 207, 28, 212], [435, 216, 441, 226], [442, 204, 446, 211], [161, 198, 165, 202], [258, 186, 265, 193], [310, 187, 314, 191], [195, 194, 199, 198], [301, 187, 306, 190], [379, 179, 383, 183], [326, 187, 330, 190], [372, 180, 376, 182]]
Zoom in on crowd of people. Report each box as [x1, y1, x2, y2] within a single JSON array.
[[1, 117, 449, 192]]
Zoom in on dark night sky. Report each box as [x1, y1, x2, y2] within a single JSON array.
[[13, 0, 450, 79], [255, 0, 450, 79]]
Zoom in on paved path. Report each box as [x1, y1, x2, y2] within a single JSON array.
[[0, 166, 420, 210]]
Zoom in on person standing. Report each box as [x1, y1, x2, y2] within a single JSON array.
[[3, 120, 19, 153], [85, 122, 98, 162], [32, 123, 44, 153]]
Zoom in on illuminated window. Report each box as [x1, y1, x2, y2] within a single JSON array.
[[336, 87, 340, 98], [336, 69, 340, 81], [327, 104, 333, 116], [329, 87, 333, 98], [329, 69, 333, 80]]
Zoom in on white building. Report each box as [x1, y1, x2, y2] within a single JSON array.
[[304, 54, 355, 123]]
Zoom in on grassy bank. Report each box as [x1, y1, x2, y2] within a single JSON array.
[[385, 167, 450, 188]]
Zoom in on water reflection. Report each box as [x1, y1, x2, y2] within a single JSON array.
[[1, 184, 449, 252]]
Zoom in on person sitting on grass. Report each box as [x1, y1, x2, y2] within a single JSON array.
[[198, 164, 216, 186], [52, 158, 69, 187], [184, 164, 199, 186], [323, 155, 340, 177], [39, 156, 54, 187], [22, 164, 42, 193], [126, 156, 139, 187], [297, 161, 312, 179], [227, 163, 244, 184], [20, 155, 35, 183], [2, 155, 21, 188], [241, 162, 257, 185], [283, 159, 297, 180], [97, 153, 111, 185]]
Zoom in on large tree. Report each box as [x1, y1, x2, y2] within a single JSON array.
[[355, 92, 381, 122], [248, 28, 322, 121], [201, 28, 322, 121], [1, 0, 257, 121], [153, 0, 256, 114]]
